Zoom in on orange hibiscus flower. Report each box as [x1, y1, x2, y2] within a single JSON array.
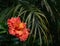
[[7, 17, 30, 42]]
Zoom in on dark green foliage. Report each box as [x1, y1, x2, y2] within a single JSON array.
[[0, 0, 60, 46]]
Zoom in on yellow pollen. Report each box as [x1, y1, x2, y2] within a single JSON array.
[[19, 23, 24, 29]]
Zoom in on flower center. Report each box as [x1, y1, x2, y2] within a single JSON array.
[[19, 23, 25, 29]]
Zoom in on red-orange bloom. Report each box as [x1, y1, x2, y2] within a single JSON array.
[[19, 22, 26, 29], [7, 17, 30, 42], [7, 17, 21, 28], [19, 28, 29, 41]]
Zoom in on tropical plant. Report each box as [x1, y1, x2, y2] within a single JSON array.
[[0, 0, 60, 46]]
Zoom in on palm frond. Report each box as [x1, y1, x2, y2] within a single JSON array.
[[0, 0, 57, 46]]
